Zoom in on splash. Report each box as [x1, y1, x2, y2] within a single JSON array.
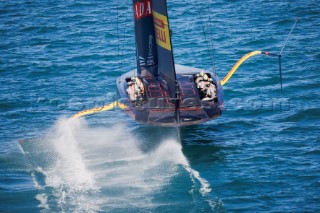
[[20, 118, 100, 212], [151, 139, 212, 196], [21, 118, 214, 211]]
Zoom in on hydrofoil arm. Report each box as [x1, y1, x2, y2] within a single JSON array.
[[221, 18, 298, 92]]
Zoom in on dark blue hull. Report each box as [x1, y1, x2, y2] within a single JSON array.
[[116, 65, 224, 127]]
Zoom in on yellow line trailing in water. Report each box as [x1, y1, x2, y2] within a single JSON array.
[[117, 102, 128, 110], [221, 51, 262, 86], [71, 101, 118, 119]]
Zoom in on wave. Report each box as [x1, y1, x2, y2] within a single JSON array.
[[20, 118, 217, 212]]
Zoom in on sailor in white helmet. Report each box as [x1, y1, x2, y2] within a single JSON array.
[[197, 73, 209, 92], [205, 81, 217, 100], [195, 70, 206, 84], [132, 77, 144, 95], [128, 77, 145, 104], [126, 80, 137, 102]]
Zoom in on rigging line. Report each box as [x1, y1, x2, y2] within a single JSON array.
[[120, 1, 130, 73], [196, 0, 210, 58], [118, 1, 123, 73], [118, 0, 130, 74], [280, 18, 298, 55], [196, 0, 215, 73], [204, 0, 216, 74], [116, 0, 121, 71], [132, 0, 138, 77], [128, 0, 135, 74]]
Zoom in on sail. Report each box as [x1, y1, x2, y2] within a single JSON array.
[[132, 0, 158, 77], [152, 0, 177, 99]]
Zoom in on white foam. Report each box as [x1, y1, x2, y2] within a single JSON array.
[[45, 118, 97, 191], [35, 193, 49, 210], [26, 117, 213, 211], [184, 166, 212, 196], [34, 118, 101, 212], [153, 140, 212, 196]]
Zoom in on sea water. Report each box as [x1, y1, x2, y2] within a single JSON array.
[[1, 0, 319, 212]]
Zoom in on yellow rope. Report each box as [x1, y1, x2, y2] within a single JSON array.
[[221, 51, 262, 86], [72, 51, 264, 119], [71, 101, 118, 119], [117, 102, 128, 110]]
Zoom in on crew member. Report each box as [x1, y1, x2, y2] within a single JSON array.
[[127, 77, 145, 103], [205, 82, 217, 100], [132, 77, 145, 95], [126, 81, 137, 102], [195, 71, 205, 84], [196, 72, 209, 98]]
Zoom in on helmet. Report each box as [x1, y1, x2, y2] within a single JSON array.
[[208, 78, 213, 82], [203, 74, 208, 81], [131, 77, 140, 83], [199, 71, 205, 77], [135, 78, 142, 85]]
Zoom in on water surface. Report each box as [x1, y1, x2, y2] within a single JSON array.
[[1, 0, 319, 212]]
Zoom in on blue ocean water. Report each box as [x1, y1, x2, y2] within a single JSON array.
[[1, 0, 319, 212]]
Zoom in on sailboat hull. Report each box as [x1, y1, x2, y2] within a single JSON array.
[[116, 65, 224, 127]]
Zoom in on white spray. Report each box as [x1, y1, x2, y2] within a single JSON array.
[[23, 118, 213, 211]]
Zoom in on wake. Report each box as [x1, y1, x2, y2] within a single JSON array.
[[20, 118, 216, 212]]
